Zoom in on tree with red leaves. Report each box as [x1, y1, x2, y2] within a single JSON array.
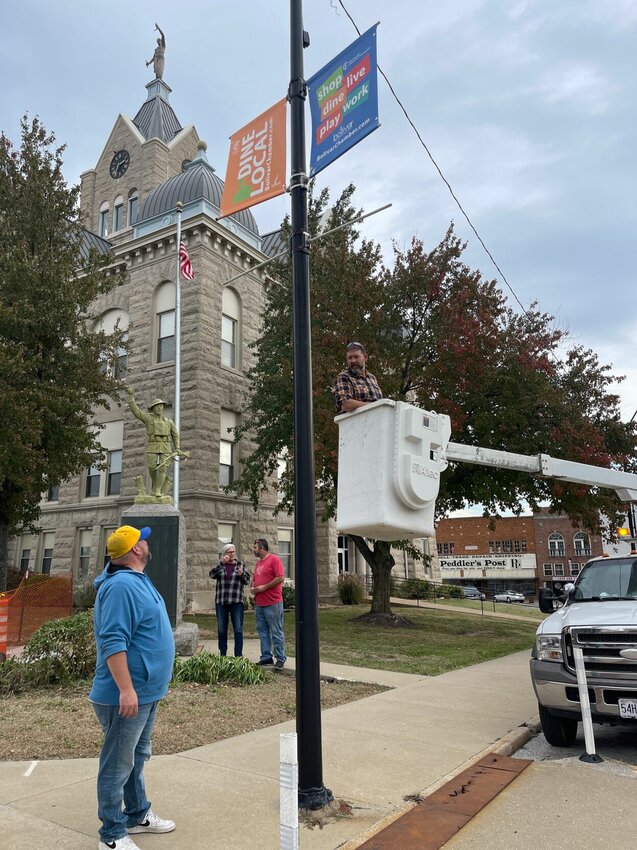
[[231, 185, 635, 618]]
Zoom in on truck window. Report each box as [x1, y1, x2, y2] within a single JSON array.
[[574, 558, 637, 600]]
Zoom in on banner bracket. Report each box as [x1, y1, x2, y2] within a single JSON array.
[[287, 77, 307, 101]]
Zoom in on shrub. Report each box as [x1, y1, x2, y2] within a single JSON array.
[[441, 583, 463, 598], [390, 579, 407, 598], [73, 582, 97, 611], [282, 584, 295, 609], [338, 574, 365, 605], [0, 657, 28, 695], [400, 578, 433, 600], [0, 610, 96, 694], [23, 610, 96, 684], [6, 568, 25, 591], [172, 651, 267, 686]]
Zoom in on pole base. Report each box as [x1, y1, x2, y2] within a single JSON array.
[[298, 785, 333, 811], [579, 752, 604, 763]]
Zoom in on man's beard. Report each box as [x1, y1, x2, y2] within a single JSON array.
[[349, 365, 362, 376], [143, 549, 152, 565]]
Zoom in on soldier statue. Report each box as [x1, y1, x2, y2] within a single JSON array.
[[128, 387, 188, 500]]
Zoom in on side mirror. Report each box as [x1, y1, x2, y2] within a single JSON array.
[[539, 587, 556, 613]]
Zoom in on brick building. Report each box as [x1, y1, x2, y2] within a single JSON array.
[[435, 511, 603, 596], [533, 509, 603, 589], [434, 515, 537, 596]]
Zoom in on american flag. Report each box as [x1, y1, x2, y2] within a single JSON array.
[[179, 240, 195, 280]]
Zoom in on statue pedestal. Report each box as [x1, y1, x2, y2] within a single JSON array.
[[121, 504, 192, 641]]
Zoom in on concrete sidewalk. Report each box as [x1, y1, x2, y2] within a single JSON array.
[[0, 645, 538, 850]]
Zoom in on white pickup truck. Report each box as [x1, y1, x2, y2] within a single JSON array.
[[530, 554, 637, 746]]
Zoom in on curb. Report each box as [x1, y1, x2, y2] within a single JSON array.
[[340, 714, 541, 850]]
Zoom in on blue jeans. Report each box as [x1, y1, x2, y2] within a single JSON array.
[[254, 602, 286, 663], [216, 601, 244, 656], [93, 701, 158, 842]]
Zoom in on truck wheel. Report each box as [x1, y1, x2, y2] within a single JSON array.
[[539, 703, 578, 747]]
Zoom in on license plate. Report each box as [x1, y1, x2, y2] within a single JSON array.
[[618, 699, 637, 719]]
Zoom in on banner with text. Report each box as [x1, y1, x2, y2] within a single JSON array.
[[219, 98, 287, 218], [307, 25, 379, 176]]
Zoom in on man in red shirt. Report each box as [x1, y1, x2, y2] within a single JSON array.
[[250, 538, 286, 668]]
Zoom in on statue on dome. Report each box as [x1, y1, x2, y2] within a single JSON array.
[[146, 23, 166, 80]]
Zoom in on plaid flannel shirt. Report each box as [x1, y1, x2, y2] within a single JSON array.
[[333, 368, 383, 412], [209, 560, 250, 606]]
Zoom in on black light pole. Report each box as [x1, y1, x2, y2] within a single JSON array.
[[289, 0, 332, 810]]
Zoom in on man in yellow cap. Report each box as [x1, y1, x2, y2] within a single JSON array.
[[89, 525, 175, 850]]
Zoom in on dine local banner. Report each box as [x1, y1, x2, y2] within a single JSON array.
[[307, 24, 379, 176], [219, 98, 287, 218]]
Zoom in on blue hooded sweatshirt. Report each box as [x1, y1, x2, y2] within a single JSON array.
[[89, 564, 175, 706]]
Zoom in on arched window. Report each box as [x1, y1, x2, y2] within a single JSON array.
[[573, 532, 591, 557], [99, 201, 109, 237], [219, 409, 238, 487], [113, 195, 124, 232], [154, 281, 176, 363], [548, 532, 565, 557], [128, 188, 138, 226], [96, 309, 129, 378], [221, 287, 240, 369]]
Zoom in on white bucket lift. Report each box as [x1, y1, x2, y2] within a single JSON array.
[[335, 400, 451, 541]]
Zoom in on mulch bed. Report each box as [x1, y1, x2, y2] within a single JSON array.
[[0, 676, 386, 761]]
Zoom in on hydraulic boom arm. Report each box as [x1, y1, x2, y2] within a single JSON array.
[[444, 443, 637, 503]]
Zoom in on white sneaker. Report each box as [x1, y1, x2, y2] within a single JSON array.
[[99, 836, 142, 850], [128, 809, 176, 834]]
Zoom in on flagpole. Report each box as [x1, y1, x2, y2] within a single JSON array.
[[174, 201, 182, 510], [290, 0, 332, 811]]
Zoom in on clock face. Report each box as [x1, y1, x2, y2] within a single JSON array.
[[109, 150, 130, 179]]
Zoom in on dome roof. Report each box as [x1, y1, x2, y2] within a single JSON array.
[[138, 145, 259, 236]]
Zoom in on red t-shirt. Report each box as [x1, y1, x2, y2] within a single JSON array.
[[253, 553, 284, 606]]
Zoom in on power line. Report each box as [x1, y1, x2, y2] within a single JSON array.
[[336, 0, 529, 315]]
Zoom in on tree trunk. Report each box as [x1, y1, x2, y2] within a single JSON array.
[[350, 536, 395, 615], [0, 521, 8, 593]]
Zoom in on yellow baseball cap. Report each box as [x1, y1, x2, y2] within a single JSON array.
[[107, 525, 151, 560]]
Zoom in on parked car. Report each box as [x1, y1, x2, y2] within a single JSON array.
[[493, 590, 525, 603], [462, 586, 486, 600]]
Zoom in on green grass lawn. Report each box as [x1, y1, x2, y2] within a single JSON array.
[[185, 605, 538, 676], [402, 596, 546, 621]]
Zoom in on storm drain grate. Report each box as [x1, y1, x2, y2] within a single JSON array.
[[356, 753, 532, 850]]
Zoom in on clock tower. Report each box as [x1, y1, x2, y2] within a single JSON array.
[[79, 77, 199, 240]]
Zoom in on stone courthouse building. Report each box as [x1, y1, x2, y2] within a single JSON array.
[[10, 70, 349, 610]]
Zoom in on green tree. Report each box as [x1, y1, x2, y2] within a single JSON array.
[[231, 185, 635, 618], [0, 116, 124, 590]]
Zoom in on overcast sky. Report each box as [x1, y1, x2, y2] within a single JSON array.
[[2, 1, 635, 428]]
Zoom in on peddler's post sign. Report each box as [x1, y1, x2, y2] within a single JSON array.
[[307, 24, 379, 176], [439, 554, 537, 579]]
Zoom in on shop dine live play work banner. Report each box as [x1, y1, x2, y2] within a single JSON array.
[[219, 98, 287, 218], [307, 25, 379, 176]]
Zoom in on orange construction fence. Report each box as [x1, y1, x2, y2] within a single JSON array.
[[0, 571, 73, 659]]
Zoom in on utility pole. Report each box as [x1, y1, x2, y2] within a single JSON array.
[[289, 0, 332, 810]]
